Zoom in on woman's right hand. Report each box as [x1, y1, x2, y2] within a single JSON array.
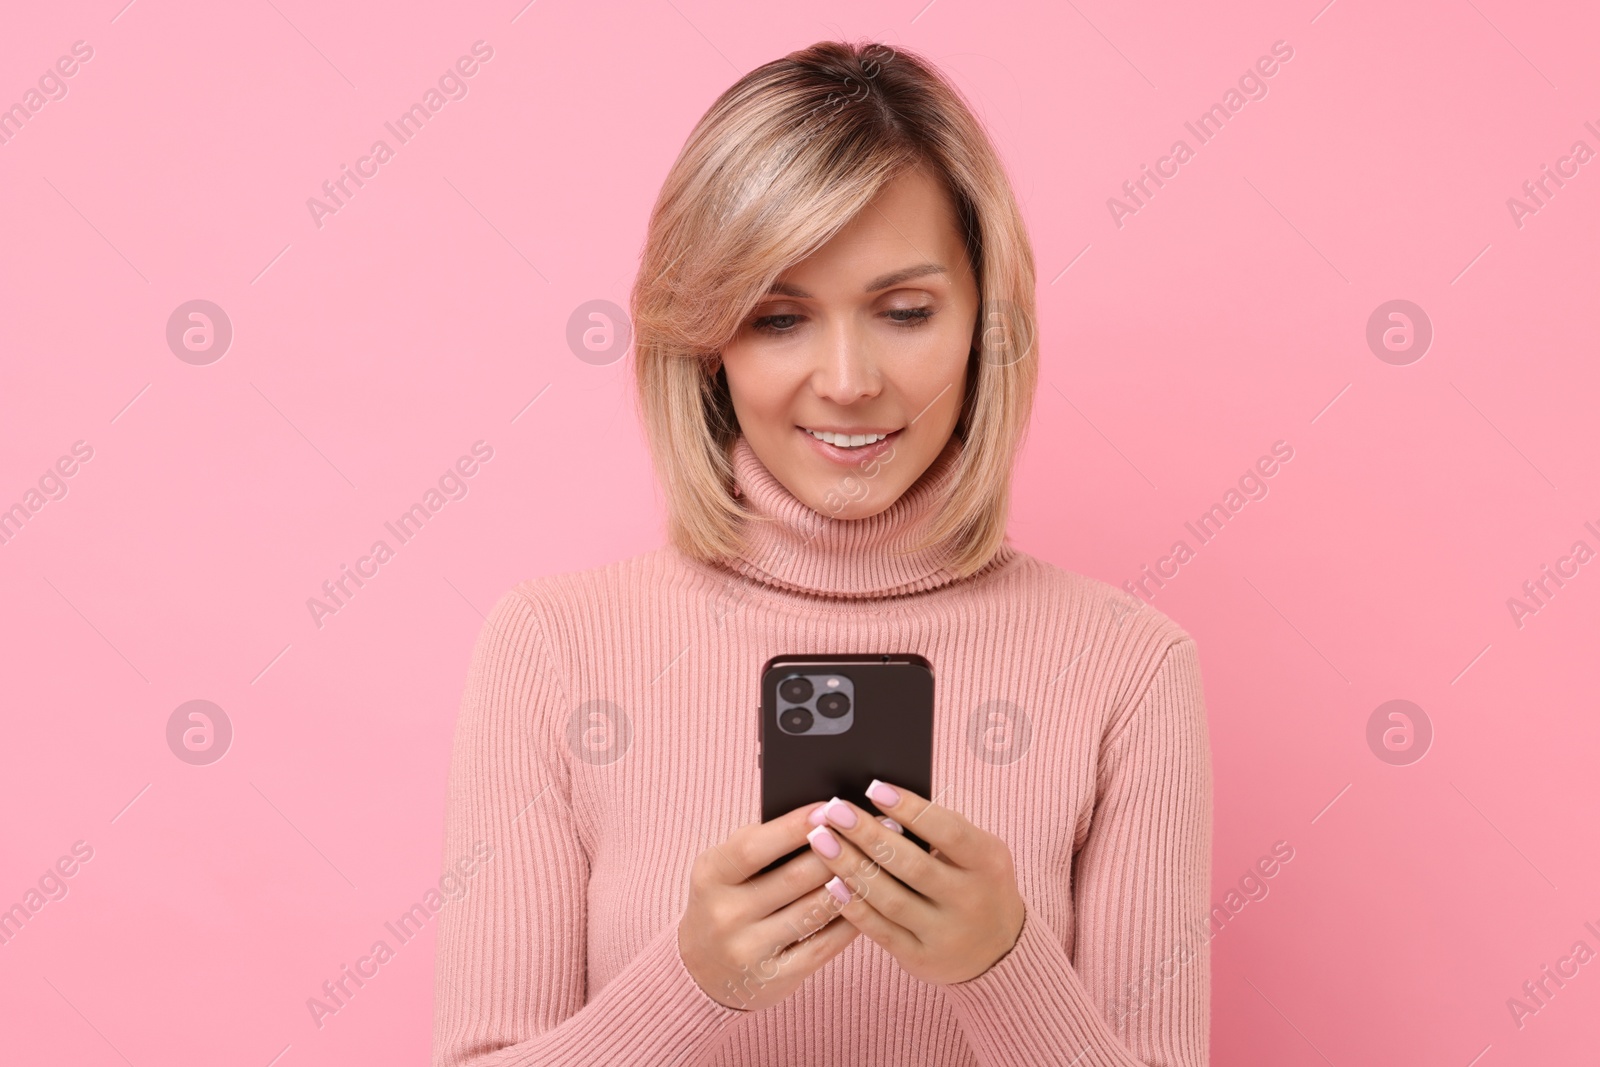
[[677, 802, 862, 1011]]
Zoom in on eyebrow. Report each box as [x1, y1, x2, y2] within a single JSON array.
[[765, 262, 949, 299]]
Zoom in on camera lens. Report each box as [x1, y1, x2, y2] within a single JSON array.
[[816, 692, 850, 718], [779, 676, 813, 703], [779, 706, 814, 734]]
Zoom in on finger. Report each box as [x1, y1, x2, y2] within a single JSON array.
[[824, 869, 922, 958], [804, 822, 939, 934], [755, 881, 851, 952], [771, 911, 860, 977], [810, 796, 949, 898], [718, 913, 858, 1012], [808, 803, 903, 835], [863, 780, 982, 870], [710, 802, 830, 884], [746, 847, 836, 916]]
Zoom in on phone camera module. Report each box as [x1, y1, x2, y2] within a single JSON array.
[[779, 676, 814, 703], [779, 705, 814, 734], [816, 692, 850, 718], [773, 672, 854, 736]]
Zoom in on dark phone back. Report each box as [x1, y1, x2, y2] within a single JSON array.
[[758, 653, 933, 876]]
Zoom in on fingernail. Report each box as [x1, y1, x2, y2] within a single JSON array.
[[807, 804, 828, 826], [866, 779, 900, 807], [823, 797, 857, 828], [825, 875, 851, 905], [880, 817, 903, 833], [806, 825, 841, 859]]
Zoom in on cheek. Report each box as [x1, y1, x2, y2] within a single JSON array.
[[723, 359, 768, 401], [902, 327, 969, 403], [718, 347, 758, 401], [933, 309, 978, 369], [721, 353, 803, 426]]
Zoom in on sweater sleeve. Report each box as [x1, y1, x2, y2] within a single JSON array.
[[940, 637, 1213, 1067], [430, 588, 748, 1067]]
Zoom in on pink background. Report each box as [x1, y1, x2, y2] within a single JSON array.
[[2, 1, 1597, 1063]]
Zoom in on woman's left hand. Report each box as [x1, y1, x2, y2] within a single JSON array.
[[803, 781, 1025, 985]]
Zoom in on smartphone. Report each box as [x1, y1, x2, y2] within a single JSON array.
[[757, 653, 934, 876]]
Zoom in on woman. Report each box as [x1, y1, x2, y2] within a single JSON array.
[[431, 39, 1212, 1067]]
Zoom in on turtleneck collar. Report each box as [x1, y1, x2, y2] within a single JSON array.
[[716, 432, 1013, 600]]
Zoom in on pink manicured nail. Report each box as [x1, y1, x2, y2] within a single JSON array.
[[807, 825, 841, 859], [866, 779, 900, 807], [807, 804, 828, 826], [823, 797, 857, 828], [825, 876, 851, 905], [880, 817, 903, 833]]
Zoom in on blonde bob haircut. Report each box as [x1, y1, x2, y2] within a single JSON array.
[[631, 39, 1038, 580]]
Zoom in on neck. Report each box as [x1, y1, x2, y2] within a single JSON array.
[[717, 432, 1007, 599]]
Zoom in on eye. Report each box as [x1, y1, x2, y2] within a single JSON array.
[[750, 313, 803, 335], [887, 307, 934, 327], [748, 305, 935, 335]]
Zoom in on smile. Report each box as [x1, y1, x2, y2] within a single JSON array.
[[797, 426, 903, 465], [801, 427, 897, 449]]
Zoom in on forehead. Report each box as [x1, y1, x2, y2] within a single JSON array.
[[773, 167, 966, 291]]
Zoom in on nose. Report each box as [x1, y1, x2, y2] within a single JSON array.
[[809, 323, 882, 405]]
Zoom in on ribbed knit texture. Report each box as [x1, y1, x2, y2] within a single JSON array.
[[431, 434, 1213, 1067]]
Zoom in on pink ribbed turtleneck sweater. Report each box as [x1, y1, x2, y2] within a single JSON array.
[[431, 434, 1212, 1067]]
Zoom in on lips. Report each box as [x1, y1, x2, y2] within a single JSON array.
[[797, 425, 903, 465], [800, 427, 898, 447]]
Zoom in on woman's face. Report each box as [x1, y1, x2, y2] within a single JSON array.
[[719, 166, 980, 520]]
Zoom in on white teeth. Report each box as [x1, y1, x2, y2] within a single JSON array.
[[805, 428, 890, 448]]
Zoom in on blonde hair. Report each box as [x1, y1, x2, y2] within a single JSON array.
[[630, 39, 1038, 578]]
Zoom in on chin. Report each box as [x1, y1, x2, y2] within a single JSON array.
[[810, 480, 902, 521]]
